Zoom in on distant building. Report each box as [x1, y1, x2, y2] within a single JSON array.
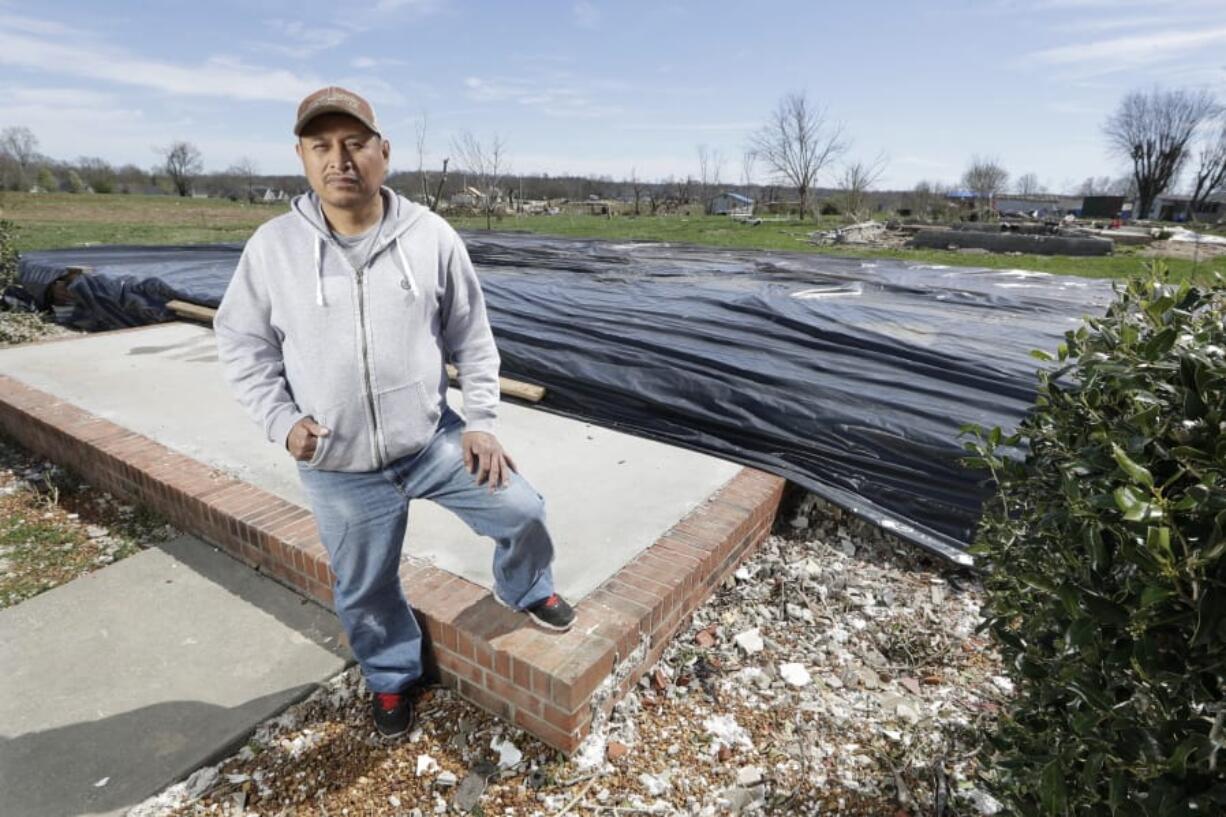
[[1079, 196, 1127, 219], [1146, 193, 1226, 222], [708, 191, 754, 216], [994, 194, 1081, 218]]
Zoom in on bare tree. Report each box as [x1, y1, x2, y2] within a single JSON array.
[[1186, 116, 1226, 221], [673, 175, 693, 207], [158, 141, 203, 197], [1, 126, 39, 190], [747, 91, 847, 221], [1015, 172, 1044, 196], [740, 150, 757, 204], [696, 144, 724, 213], [1103, 87, 1218, 220], [451, 131, 509, 229], [227, 157, 259, 203], [1077, 175, 1114, 196], [76, 156, 116, 194], [629, 167, 645, 216], [961, 156, 1009, 216], [414, 112, 431, 205], [837, 152, 888, 221]]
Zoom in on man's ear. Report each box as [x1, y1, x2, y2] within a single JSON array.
[[294, 142, 303, 161], [381, 139, 390, 163]]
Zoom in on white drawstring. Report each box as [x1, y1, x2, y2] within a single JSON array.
[[314, 235, 326, 307], [393, 236, 420, 299]]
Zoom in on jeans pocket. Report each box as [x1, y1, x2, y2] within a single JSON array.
[[375, 379, 440, 461]]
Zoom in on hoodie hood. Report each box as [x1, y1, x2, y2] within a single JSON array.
[[291, 185, 430, 306]]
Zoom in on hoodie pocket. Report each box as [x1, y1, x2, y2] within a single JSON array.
[[375, 379, 441, 461], [301, 407, 334, 469]]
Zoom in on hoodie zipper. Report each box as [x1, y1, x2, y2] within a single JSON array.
[[354, 264, 384, 470]]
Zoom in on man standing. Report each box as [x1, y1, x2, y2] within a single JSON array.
[[213, 86, 574, 738]]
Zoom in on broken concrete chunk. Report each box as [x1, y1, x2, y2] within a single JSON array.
[[736, 765, 763, 787], [733, 628, 764, 655], [638, 771, 671, 796], [779, 662, 812, 687], [490, 736, 522, 769], [452, 772, 487, 813]]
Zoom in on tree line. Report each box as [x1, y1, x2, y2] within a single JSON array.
[[4, 85, 1223, 224]]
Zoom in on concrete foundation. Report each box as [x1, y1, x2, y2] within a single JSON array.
[[0, 323, 784, 754]]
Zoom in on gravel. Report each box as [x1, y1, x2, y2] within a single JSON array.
[[127, 490, 1008, 816]]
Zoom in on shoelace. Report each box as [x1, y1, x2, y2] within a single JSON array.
[[376, 692, 404, 711]]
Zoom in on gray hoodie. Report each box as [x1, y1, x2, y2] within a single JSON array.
[[213, 186, 500, 472]]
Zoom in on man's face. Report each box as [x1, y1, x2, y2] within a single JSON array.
[[295, 113, 390, 210]]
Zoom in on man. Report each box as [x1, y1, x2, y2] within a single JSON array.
[[213, 86, 574, 739]]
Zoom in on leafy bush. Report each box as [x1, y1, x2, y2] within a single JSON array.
[[964, 263, 1226, 815]]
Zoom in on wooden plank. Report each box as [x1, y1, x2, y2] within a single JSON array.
[[165, 300, 546, 403], [165, 300, 218, 324], [445, 365, 545, 403]]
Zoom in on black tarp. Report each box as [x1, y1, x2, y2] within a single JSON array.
[[16, 235, 1117, 563]]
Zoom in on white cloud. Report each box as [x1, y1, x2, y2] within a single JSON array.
[[352, 56, 408, 69], [373, 0, 443, 13], [0, 11, 73, 36], [1029, 26, 1226, 67], [463, 74, 623, 118], [257, 19, 355, 58], [616, 121, 758, 132], [0, 20, 322, 101], [573, 1, 601, 29]]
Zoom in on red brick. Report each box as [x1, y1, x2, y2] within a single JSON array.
[[513, 707, 582, 755], [485, 671, 543, 718], [457, 678, 512, 722]]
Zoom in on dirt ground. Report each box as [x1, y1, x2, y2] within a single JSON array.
[[0, 431, 178, 609]]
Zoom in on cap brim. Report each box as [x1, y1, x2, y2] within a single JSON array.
[[294, 106, 380, 136]]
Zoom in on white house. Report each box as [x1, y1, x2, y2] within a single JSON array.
[[709, 191, 754, 216]]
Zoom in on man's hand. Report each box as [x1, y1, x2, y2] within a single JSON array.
[[287, 417, 331, 461], [462, 430, 517, 491]]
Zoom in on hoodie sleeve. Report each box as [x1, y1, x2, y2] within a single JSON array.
[[213, 238, 307, 449], [440, 234, 501, 435]]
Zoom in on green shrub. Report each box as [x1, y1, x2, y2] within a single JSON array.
[[964, 262, 1226, 815]]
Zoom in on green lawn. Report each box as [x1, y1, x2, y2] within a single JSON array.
[[449, 213, 1226, 282], [4, 192, 1223, 283]]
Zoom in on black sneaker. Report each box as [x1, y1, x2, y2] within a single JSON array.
[[530, 593, 577, 631], [371, 689, 415, 737], [496, 591, 575, 632]]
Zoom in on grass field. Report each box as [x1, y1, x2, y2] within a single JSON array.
[[5, 192, 1225, 282]]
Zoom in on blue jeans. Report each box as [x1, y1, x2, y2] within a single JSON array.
[[296, 404, 556, 693]]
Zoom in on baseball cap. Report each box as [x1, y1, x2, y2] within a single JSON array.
[[294, 86, 380, 136]]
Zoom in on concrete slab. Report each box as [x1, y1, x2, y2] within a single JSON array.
[[0, 534, 348, 817], [0, 325, 785, 753], [0, 322, 742, 601]]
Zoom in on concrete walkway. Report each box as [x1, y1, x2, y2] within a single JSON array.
[[0, 534, 349, 817]]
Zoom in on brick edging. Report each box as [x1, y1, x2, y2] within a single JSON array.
[[0, 373, 784, 754]]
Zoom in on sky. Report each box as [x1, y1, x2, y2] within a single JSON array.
[[3, 0, 1226, 192]]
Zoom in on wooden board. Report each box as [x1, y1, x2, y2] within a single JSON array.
[[165, 300, 546, 403]]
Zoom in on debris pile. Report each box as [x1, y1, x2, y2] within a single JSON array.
[[132, 494, 1011, 816], [0, 310, 77, 345]]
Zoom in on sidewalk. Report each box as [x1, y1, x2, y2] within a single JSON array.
[[0, 534, 350, 817]]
